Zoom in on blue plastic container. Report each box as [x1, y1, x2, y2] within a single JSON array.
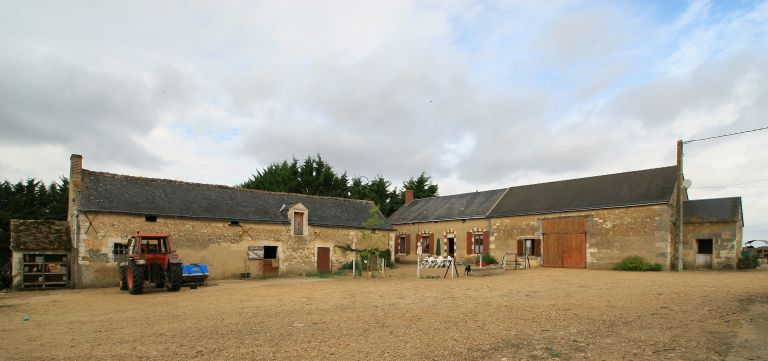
[[181, 263, 209, 285]]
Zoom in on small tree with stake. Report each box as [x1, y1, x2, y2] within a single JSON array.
[[335, 206, 390, 277]]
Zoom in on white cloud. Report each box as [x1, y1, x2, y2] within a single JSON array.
[[1, 0, 767, 242]]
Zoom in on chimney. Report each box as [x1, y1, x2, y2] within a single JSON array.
[[70, 154, 83, 190], [405, 189, 414, 205]]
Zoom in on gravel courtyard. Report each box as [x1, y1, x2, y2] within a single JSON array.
[[1, 266, 767, 360]]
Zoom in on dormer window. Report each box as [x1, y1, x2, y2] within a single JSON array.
[[286, 203, 308, 236], [293, 212, 304, 235]]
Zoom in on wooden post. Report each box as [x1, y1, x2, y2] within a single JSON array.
[[352, 237, 356, 278], [676, 140, 684, 271], [416, 240, 422, 278]]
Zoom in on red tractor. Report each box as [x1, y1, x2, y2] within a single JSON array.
[[118, 232, 183, 294]]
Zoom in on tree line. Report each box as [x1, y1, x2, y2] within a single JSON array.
[[240, 155, 438, 216]]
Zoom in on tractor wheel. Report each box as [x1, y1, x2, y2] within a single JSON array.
[[127, 260, 144, 295], [166, 263, 182, 292], [119, 265, 128, 291]]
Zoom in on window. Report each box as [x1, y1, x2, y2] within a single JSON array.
[[113, 243, 128, 262], [229, 220, 240, 226], [399, 236, 407, 254], [264, 246, 278, 259], [422, 235, 430, 253], [145, 215, 157, 222], [140, 238, 167, 254], [112, 243, 128, 255], [473, 233, 484, 254], [293, 212, 304, 235], [525, 239, 536, 256]]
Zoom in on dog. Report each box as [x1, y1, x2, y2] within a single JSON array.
[[464, 264, 472, 275]]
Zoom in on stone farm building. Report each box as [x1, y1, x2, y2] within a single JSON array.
[[9, 220, 72, 289], [683, 197, 743, 269], [389, 166, 743, 270], [67, 155, 394, 288]]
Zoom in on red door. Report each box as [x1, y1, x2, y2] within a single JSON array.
[[262, 259, 279, 275], [317, 247, 331, 272]]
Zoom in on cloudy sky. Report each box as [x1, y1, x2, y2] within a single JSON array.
[[1, 0, 767, 242]]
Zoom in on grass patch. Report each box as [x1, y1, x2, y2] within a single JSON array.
[[544, 346, 562, 358], [614, 256, 663, 271], [305, 269, 346, 278]]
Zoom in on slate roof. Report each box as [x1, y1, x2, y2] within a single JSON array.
[[488, 166, 678, 217], [388, 189, 507, 224], [78, 170, 393, 230], [10, 220, 71, 251], [684, 197, 742, 224], [389, 166, 680, 223]]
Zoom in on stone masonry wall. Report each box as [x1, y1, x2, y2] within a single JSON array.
[[73, 212, 392, 287], [683, 222, 742, 270], [392, 219, 497, 265], [491, 204, 673, 270]]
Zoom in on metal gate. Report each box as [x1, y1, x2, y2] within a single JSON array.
[[542, 218, 587, 269]]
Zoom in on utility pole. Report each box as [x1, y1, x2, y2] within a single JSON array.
[[674, 126, 768, 271], [676, 140, 684, 271]]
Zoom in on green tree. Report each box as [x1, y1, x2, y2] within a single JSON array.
[[389, 172, 439, 211], [0, 177, 69, 274], [241, 155, 350, 197], [239, 156, 438, 217]]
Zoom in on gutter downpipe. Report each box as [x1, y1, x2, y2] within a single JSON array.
[[71, 209, 79, 289]]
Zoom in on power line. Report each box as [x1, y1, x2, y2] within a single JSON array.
[[695, 178, 768, 189], [684, 125, 768, 144]]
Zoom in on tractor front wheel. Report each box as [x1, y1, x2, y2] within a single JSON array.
[[119, 265, 128, 291], [127, 260, 144, 295], [166, 263, 182, 292]]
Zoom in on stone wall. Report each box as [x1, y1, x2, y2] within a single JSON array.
[[392, 219, 499, 265], [683, 221, 742, 270], [492, 204, 673, 270], [393, 204, 674, 270], [73, 211, 392, 287]]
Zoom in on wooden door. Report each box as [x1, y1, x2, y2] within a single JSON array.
[[317, 247, 331, 272], [542, 218, 587, 269], [262, 259, 279, 275]]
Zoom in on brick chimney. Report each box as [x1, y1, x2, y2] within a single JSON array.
[[70, 154, 83, 190], [404, 189, 414, 205]]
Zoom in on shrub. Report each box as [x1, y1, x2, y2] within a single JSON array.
[[737, 255, 761, 269], [614, 256, 663, 271], [482, 253, 497, 265]]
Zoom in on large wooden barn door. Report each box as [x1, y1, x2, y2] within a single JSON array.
[[542, 218, 587, 269]]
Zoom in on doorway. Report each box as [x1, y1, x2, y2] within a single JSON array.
[[696, 239, 713, 269], [317, 247, 331, 273], [542, 218, 587, 269], [447, 237, 455, 258]]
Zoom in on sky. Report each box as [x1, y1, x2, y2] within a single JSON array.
[[1, 0, 767, 243]]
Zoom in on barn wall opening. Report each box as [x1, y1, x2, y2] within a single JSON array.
[[264, 246, 278, 259]]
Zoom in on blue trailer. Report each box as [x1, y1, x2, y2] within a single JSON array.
[[181, 263, 209, 287]]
